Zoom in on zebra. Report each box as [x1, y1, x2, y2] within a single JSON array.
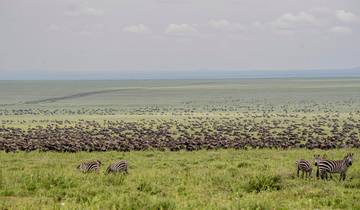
[[316, 153, 354, 181], [314, 154, 330, 179], [105, 160, 128, 174], [77, 160, 102, 173], [296, 159, 312, 178]]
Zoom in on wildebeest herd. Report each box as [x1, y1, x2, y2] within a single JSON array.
[[0, 112, 359, 152]]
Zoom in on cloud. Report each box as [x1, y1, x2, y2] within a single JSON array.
[[64, 5, 104, 16], [336, 10, 358, 22], [123, 24, 150, 34], [165, 24, 197, 35], [157, 0, 190, 4], [208, 19, 245, 31], [47, 24, 62, 32], [208, 19, 231, 29], [330, 26, 352, 34], [272, 12, 317, 30]]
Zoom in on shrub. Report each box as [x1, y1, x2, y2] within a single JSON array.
[[122, 192, 151, 210], [244, 174, 282, 193], [237, 162, 250, 168], [41, 173, 77, 189], [137, 180, 161, 195], [150, 198, 176, 210]]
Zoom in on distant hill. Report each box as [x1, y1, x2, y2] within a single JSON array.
[[2, 67, 360, 80], [134, 68, 360, 80]]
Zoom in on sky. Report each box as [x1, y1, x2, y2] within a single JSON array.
[[0, 0, 360, 79]]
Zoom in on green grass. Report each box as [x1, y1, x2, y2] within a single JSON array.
[[1, 78, 360, 209], [1, 149, 360, 209]]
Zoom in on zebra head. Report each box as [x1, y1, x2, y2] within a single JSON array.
[[344, 153, 354, 166], [314, 154, 327, 166], [314, 154, 322, 166]]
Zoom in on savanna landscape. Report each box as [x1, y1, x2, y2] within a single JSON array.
[[2, 0, 360, 209], [1, 78, 360, 209]]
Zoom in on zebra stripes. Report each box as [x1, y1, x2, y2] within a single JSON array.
[[315, 153, 354, 181], [314, 154, 330, 179], [77, 160, 102, 173], [296, 159, 312, 178], [105, 160, 129, 174]]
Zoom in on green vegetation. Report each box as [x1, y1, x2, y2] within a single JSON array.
[[1, 78, 360, 209], [1, 150, 360, 209]]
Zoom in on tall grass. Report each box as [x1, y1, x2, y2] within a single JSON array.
[[1, 149, 360, 209]]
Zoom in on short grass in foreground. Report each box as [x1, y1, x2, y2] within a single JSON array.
[[1, 149, 360, 210]]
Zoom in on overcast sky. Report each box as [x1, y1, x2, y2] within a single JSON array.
[[1, 0, 360, 78]]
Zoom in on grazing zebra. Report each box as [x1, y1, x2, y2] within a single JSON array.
[[316, 153, 354, 181], [105, 160, 128, 174], [77, 160, 102, 173], [314, 154, 330, 179], [296, 159, 312, 178]]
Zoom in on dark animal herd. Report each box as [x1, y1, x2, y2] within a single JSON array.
[[1, 113, 359, 152]]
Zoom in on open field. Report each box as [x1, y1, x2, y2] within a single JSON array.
[[1, 149, 360, 210], [1, 78, 360, 115], [1, 78, 360, 209]]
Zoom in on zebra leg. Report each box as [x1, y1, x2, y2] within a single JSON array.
[[297, 168, 299, 177], [316, 168, 319, 179], [340, 172, 346, 181], [320, 171, 326, 180]]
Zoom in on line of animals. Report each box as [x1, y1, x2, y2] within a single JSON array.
[[77, 152, 354, 181], [296, 153, 354, 181]]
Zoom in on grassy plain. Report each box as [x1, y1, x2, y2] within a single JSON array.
[[1, 78, 360, 209], [2, 149, 360, 210]]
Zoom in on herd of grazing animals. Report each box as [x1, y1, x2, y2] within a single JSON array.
[[1, 112, 360, 152], [296, 153, 354, 181], [76, 153, 354, 182], [1, 108, 358, 181], [77, 160, 128, 174]]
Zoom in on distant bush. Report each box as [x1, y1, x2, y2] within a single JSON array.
[[121, 192, 175, 210], [244, 201, 271, 210], [122, 192, 151, 210], [137, 180, 161, 195], [237, 162, 250, 168], [344, 179, 360, 189], [149, 198, 176, 210], [244, 174, 282, 193], [41, 173, 77, 189]]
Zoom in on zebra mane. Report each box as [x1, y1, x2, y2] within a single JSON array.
[[344, 153, 354, 160]]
